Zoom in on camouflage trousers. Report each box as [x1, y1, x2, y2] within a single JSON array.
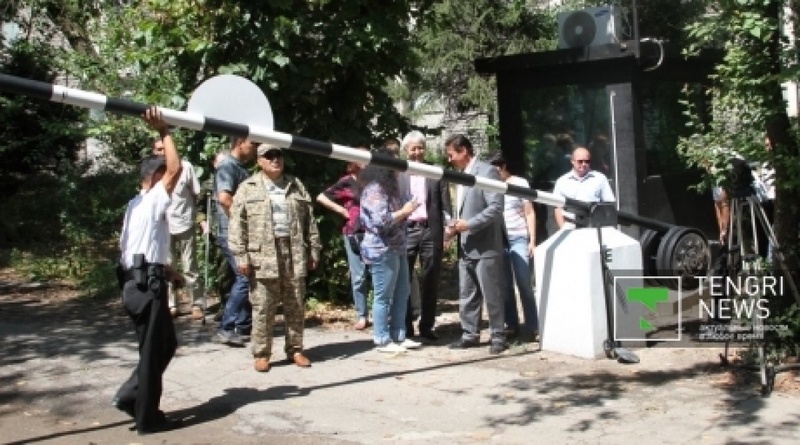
[[249, 237, 306, 359], [167, 227, 204, 308]]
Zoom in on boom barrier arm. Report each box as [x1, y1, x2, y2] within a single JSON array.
[[0, 72, 663, 231]]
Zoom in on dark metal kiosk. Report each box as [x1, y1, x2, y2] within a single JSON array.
[[474, 34, 800, 387], [475, 41, 721, 244]]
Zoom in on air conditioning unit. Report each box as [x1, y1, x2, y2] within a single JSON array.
[[557, 6, 621, 49]]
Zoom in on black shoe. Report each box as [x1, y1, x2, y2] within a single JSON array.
[[137, 417, 182, 436], [419, 330, 439, 341], [519, 330, 539, 343], [489, 342, 508, 355], [111, 398, 135, 418], [448, 338, 479, 349], [504, 327, 519, 340]]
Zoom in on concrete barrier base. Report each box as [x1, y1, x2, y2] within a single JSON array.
[[534, 227, 644, 359]]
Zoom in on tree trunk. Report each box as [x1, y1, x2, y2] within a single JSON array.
[[765, 0, 799, 284]]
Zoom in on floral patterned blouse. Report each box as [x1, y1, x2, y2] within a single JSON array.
[[358, 181, 407, 263]]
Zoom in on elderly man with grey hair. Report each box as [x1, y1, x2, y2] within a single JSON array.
[[398, 131, 452, 341]]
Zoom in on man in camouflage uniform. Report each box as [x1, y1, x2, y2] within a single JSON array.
[[228, 144, 321, 372]]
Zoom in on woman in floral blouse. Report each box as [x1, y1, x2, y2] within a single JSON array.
[[358, 147, 422, 353]]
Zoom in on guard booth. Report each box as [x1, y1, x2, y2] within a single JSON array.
[[475, 37, 721, 243]]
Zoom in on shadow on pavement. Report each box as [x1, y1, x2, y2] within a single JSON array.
[[293, 338, 375, 364], [171, 385, 312, 430], [0, 291, 133, 368], [478, 360, 799, 443], [3, 420, 132, 445]]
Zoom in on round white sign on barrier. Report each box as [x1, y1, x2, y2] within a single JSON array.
[[187, 74, 274, 130]]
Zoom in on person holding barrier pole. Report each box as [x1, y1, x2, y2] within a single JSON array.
[[112, 107, 184, 435]]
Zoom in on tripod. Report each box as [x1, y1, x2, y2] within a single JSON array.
[[719, 190, 800, 396], [726, 191, 798, 302]]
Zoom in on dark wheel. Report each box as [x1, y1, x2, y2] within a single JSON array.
[[639, 229, 663, 285], [655, 227, 710, 290]]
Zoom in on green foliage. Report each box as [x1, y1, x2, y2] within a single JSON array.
[[679, 0, 800, 357], [0, 40, 86, 176], [409, 0, 552, 122], [5, 167, 135, 297], [678, 2, 794, 181], [71, 1, 428, 301], [628, 0, 708, 46]]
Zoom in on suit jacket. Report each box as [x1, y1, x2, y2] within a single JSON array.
[[457, 159, 504, 259], [398, 170, 452, 246]]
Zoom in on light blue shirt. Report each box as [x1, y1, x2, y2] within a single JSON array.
[[552, 170, 615, 203]]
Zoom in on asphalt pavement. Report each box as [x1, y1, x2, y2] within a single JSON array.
[[1, 297, 799, 445]]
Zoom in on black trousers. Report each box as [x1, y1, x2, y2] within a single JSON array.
[[114, 278, 177, 431], [406, 225, 443, 334]]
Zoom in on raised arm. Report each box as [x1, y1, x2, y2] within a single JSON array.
[[143, 107, 182, 195]]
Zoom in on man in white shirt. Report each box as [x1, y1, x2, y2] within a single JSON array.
[[552, 146, 615, 228]]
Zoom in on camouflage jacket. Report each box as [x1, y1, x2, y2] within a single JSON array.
[[228, 172, 321, 279]]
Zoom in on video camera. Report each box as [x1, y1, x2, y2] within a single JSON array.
[[728, 157, 757, 199]]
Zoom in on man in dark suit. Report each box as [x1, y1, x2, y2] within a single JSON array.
[[444, 134, 507, 354], [399, 131, 452, 340]]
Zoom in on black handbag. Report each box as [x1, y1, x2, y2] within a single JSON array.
[[347, 231, 365, 254]]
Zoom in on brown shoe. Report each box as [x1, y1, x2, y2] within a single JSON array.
[[254, 358, 271, 372], [291, 352, 311, 368]]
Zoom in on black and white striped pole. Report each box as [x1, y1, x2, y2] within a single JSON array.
[[0, 72, 682, 232], [0, 72, 648, 361], [0, 72, 574, 212]]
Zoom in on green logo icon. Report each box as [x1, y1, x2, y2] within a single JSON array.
[[627, 287, 669, 331]]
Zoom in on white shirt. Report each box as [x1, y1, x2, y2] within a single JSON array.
[[553, 170, 615, 228], [503, 175, 530, 237], [166, 160, 201, 234], [119, 181, 172, 268]]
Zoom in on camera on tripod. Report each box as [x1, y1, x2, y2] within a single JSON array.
[[728, 157, 758, 199]]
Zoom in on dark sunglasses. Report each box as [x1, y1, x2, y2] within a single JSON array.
[[575, 159, 591, 164], [262, 151, 283, 160]]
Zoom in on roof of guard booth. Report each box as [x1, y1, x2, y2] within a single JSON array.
[[474, 41, 722, 81]]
